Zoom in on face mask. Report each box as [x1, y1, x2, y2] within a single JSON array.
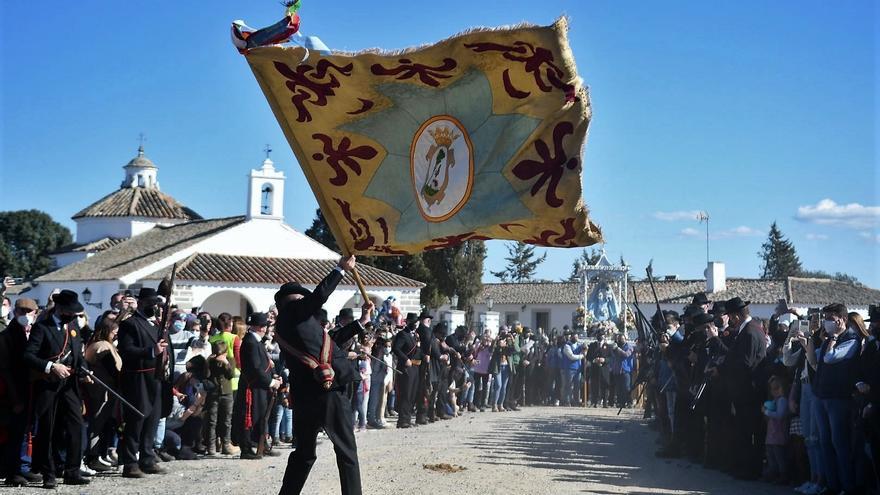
[[77, 316, 87, 329], [16, 314, 34, 327], [58, 313, 76, 324], [823, 320, 838, 334], [142, 305, 156, 318], [172, 320, 186, 333], [384, 347, 392, 355]]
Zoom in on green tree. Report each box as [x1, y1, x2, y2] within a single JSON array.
[[566, 248, 602, 281], [798, 269, 861, 285], [758, 222, 803, 279], [491, 242, 547, 282], [0, 210, 72, 280], [304, 209, 339, 251]]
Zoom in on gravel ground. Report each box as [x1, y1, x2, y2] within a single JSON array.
[[7, 406, 794, 494]]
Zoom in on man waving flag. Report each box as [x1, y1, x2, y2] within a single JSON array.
[[241, 17, 602, 255]]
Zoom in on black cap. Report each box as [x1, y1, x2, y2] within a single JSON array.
[[709, 301, 727, 316], [692, 312, 715, 326], [52, 289, 84, 313], [137, 287, 160, 302], [725, 297, 750, 312], [274, 282, 311, 304], [338, 308, 354, 321], [867, 304, 879, 323], [247, 312, 269, 327], [418, 309, 433, 320], [691, 292, 710, 306]]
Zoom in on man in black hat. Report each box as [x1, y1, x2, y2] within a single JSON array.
[[718, 297, 766, 480], [586, 328, 610, 407], [235, 312, 282, 459], [392, 312, 423, 428], [426, 322, 449, 421], [274, 256, 375, 495], [414, 309, 434, 425], [22, 290, 90, 487], [691, 292, 711, 312], [117, 287, 169, 478]]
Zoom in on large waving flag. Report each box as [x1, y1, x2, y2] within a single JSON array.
[[244, 18, 602, 255]]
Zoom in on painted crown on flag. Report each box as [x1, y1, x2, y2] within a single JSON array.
[[244, 18, 603, 255]]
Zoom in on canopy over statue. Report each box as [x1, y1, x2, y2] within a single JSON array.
[[578, 249, 628, 325]]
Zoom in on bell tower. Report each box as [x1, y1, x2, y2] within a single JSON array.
[[247, 146, 285, 221]]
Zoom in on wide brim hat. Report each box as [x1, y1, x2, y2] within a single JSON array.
[[866, 304, 879, 322], [725, 297, 750, 312], [418, 309, 434, 320], [691, 292, 710, 306], [137, 287, 161, 303], [709, 301, 727, 316], [692, 312, 715, 326], [405, 312, 419, 324], [14, 297, 38, 312], [52, 289, 84, 313], [338, 308, 354, 321], [247, 312, 269, 327], [275, 282, 311, 304], [682, 305, 705, 320]]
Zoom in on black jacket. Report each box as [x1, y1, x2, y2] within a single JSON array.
[[240, 332, 273, 390], [0, 319, 31, 404], [117, 311, 163, 415], [23, 316, 85, 383], [720, 319, 767, 403], [276, 269, 363, 397], [392, 327, 422, 371]]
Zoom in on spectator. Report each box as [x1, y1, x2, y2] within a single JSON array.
[[762, 376, 789, 484]]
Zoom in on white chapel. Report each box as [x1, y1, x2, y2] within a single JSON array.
[[33, 147, 424, 321]]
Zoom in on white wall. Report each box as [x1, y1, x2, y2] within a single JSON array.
[[75, 216, 182, 244], [469, 303, 579, 333], [27, 280, 120, 323]]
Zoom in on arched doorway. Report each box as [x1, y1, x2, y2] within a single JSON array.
[[199, 290, 254, 317]]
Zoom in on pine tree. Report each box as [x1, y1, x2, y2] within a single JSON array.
[[759, 222, 803, 279], [491, 242, 547, 282], [566, 248, 602, 281], [304, 209, 339, 252]]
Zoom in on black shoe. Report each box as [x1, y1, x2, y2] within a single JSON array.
[[416, 418, 428, 425], [240, 450, 262, 460], [140, 463, 168, 475], [156, 450, 175, 462], [176, 447, 198, 461], [5, 474, 28, 487], [397, 423, 411, 429], [122, 465, 146, 479], [20, 471, 41, 483], [42, 476, 57, 489], [63, 475, 90, 486], [87, 460, 113, 472], [264, 449, 281, 457]]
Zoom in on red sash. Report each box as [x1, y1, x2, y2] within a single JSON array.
[[275, 331, 335, 390]]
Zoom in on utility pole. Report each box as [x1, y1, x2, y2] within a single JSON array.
[[697, 211, 709, 266]]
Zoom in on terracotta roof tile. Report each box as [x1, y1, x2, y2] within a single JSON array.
[[147, 253, 424, 288], [49, 237, 127, 255], [72, 187, 201, 220], [478, 278, 880, 307], [37, 216, 246, 282]]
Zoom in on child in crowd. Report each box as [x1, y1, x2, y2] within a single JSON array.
[[762, 376, 790, 484], [205, 340, 234, 455]]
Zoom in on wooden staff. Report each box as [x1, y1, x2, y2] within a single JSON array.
[[340, 246, 370, 304]]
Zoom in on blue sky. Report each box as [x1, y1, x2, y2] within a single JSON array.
[[1, 1, 877, 286]]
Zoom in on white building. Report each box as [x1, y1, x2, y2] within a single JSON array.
[[466, 262, 880, 337], [27, 147, 424, 321]]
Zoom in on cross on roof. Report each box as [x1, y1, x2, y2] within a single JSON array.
[[263, 144, 272, 159]]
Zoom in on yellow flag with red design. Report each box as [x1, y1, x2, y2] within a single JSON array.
[[244, 18, 602, 254]]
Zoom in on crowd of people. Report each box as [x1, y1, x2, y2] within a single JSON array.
[[643, 293, 880, 495], [0, 272, 638, 490]]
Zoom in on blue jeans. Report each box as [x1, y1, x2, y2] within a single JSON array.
[[154, 417, 165, 450], [566, 368, 579, 405], [799, 382, 821, 481], [614, 372, 632, 406], [814, 397, 855, 491], [463, 367, 475, 406], [491, 365, 511, 406], [353, 385, 367, 428]]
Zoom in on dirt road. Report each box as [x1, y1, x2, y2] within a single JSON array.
[[7, 406, 792, 494]]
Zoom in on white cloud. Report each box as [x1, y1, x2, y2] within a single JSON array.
[[859, 232, 880, 244], [680, 225, 762, 240], [795, 199, 880, 229], [714, 226, 763, 239], [805, 233, 829, 241], [653, 210, 704, 222]]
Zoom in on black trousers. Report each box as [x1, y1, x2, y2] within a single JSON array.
[[235, 386, 269, 453], [280, 390, 361, 495], [86, 392, 117, 459], [31, 384, 83, 478], [120, 378, 161, 467], [396, 366, 418, 425], [2, 393, 29, 477], [506, 364, 525, 407], [415, 362, 431, 420], [731, 397, 763, 477]]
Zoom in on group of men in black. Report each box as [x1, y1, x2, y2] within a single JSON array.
[[648, 292, 770, 480], [1, 256, 374, 495]]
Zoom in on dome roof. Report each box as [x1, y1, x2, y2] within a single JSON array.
[[72, 187, 202, 221], [123, 145, 156, 169]]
